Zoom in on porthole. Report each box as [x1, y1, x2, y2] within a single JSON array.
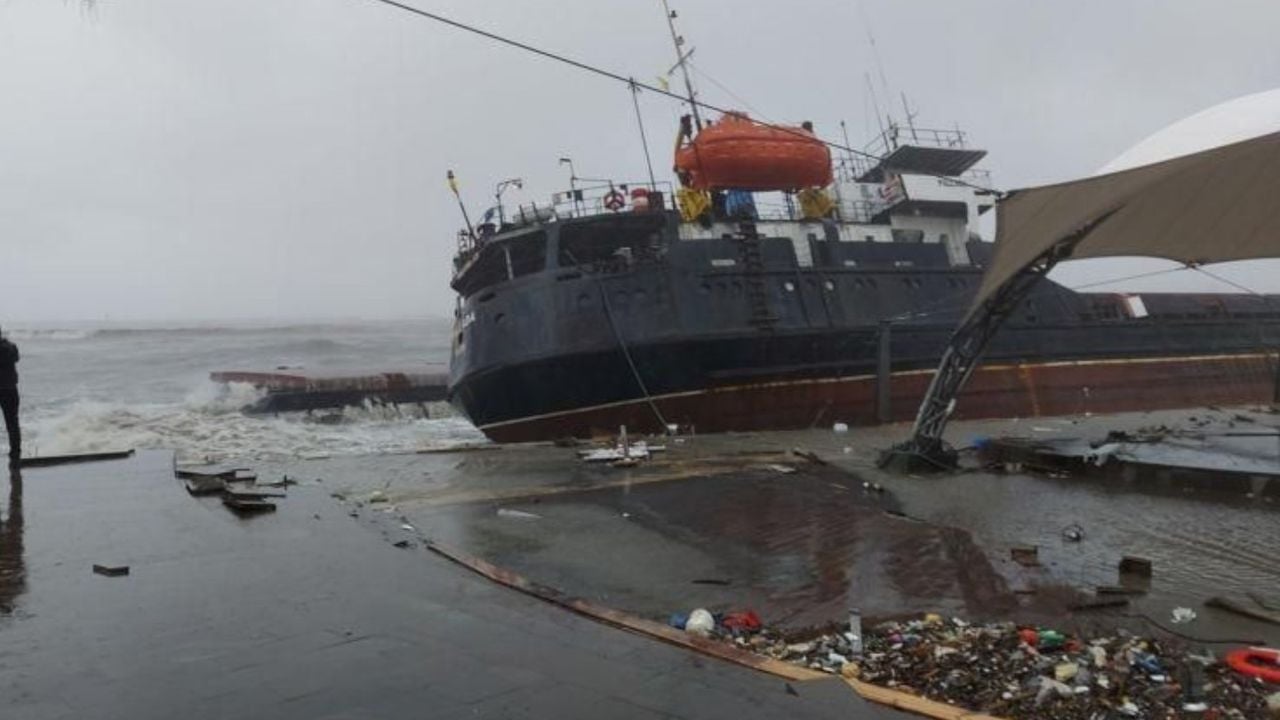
[[783, 281, 796, 292], [823, 280, 835, 292]]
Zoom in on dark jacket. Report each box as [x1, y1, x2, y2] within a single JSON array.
[[0, 338, 18, 390]]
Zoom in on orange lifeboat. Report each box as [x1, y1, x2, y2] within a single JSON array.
[[674, 112, 832, 192]]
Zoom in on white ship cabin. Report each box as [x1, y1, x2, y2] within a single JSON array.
[[455, 125, 995, 275]]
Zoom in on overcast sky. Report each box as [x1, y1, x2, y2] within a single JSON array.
[[3, 0, 1278, 324]]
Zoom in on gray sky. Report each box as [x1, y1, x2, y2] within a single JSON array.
[[3, 0, 1279, 323]]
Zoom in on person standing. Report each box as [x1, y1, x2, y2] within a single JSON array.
[[0, 330, 18, 468]]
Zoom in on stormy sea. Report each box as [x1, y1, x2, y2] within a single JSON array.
[[6, 319, 482, 463]]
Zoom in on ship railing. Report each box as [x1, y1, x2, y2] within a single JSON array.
[[534, 180, 676, 222], [848, 124, 973, 178], [741, 194, 887, 225]]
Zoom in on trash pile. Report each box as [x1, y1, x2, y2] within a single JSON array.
[[849, 615, 1272, 718], [686, 609, 1275, 718]]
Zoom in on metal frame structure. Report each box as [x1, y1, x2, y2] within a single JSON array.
[[882, 212, 1117, 470]]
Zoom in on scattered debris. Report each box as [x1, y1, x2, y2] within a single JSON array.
[[496, 508, 542, 521], [1171, 607, 1198, 624], [92, 564, 130, 577], [222, 495, 276, 515], [685, 608, 715, 637], [763, 463, 797, 474], [1119, 556, 1153, 578], [832, 422, 849, 433], [1061, 523, 1085, 542], [756, 614, 1271, 717], [691, 578, 732, 586], [392, 539, 413, 549], [1010, 546, 1040, 567], [223, 485, 286, 500], [789, 448, 827, 465], [260, 475, 300, 488]]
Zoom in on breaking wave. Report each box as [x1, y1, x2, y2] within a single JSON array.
[[24, 381, 484, 463]]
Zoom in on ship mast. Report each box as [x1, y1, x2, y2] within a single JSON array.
[[660, 0, 703, 130]]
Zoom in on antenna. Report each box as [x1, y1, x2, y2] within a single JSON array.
[[900, 92, 919, 143], [864, 72, 888, 142], [858, 0, 893, 123], [659, 0, 703, 129]]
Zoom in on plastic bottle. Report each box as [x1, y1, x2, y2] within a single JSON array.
[[847, 607, 863, 656]]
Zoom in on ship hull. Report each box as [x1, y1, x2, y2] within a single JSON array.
[[451, 338, 1278, 443]]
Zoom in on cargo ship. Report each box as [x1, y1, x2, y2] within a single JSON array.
[[445, 24, 1279, 443]]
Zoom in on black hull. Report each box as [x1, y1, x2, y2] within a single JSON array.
[[447, 211, 1280, 442]]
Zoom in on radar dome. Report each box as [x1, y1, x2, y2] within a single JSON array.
[[1098, 87, 1280, 174]]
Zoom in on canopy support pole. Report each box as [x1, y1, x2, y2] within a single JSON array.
[[880, 214, 1115, 472]]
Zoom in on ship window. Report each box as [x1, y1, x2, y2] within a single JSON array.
[[864, 235, 874, 243], [891, 229, 925, 243], [783, 281, 796, 292], [453, 231, 547, 297], [507, 232, 548, 277], [558, 214, 666, 266]]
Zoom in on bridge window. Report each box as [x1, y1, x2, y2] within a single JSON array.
[[453, 231, 547, 297], [558, 214, 666, 266]]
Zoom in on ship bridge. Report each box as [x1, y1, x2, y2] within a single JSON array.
[[853, 126, 988, 183]]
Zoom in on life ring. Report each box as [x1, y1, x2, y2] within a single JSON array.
[[603, 190, 626, 211], [1225, 647, 1280, 684]]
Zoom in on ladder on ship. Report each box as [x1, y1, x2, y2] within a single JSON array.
[[737, 223, 777, 328]]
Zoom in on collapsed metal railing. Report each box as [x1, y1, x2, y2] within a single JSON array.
[[881, 212, 1118, 470]]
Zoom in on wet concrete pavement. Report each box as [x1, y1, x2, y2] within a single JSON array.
[[0, 451, 905, 719], [288, 406, 1280, 651]]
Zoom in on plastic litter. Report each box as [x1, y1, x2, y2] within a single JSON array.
[[496, 508, 541, 520], [832, 422, 849, 433], [684, 608, 714, 636], [1171, 606, 1197, 624], [724, 614, 1272, 717]]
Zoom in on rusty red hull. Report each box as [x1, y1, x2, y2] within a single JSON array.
[[478, 353, 1277, 443]]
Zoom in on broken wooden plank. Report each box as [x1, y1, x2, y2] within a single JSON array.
[[92, 564, 130, 577], [20, 450, 135, 468], [183, 477, 226, 496], [221, 496, 276, 515], [223, 485, 287, 499], [175, 467, 255, 482]]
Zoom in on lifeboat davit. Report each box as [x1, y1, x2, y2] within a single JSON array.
[[674, 112, 833, 192]]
